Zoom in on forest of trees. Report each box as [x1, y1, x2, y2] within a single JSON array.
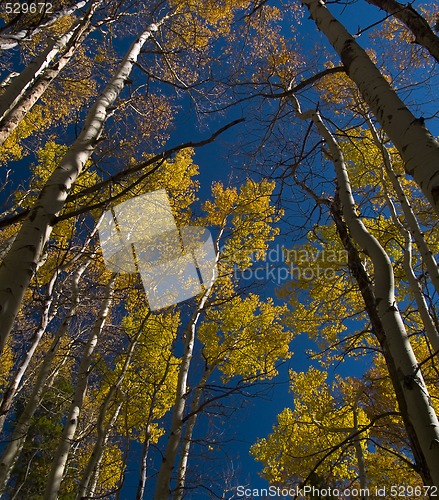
[[0, 0, 438, 498]]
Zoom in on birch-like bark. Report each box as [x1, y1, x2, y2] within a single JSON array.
[[153, 306, 202, 500], [365, 0, 439, 63], [173, 366, 214, 500], [0, 3, 97, 146], [301, 0, 439, 215], [44, 274, 116, 500], [0, 1, 89, 51], [76, 311, 151, 499], [352, 403, 367, 496], [154, 235, 220, 500], [292, 96, 439, 485], [330, 197, 431, 482], [136, 350, 177, 500], [0, 15, 169, 357], [0, 214, 104, 434], [0, 259, 90, 491], [0, 235, 17, 261], [380, 172, 439, 353], [364, 114, 439, 295], [83, 402, 122, 499], [0, 14, 91, 126], [136, 426, 151, 500], [0, 270, 58, 434]]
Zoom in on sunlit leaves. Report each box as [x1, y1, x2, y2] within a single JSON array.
[[199, 294, 290, 380], [251, 367, 370, 487]]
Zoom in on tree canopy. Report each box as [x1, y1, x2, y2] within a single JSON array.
[[0, 0, 439, 497]]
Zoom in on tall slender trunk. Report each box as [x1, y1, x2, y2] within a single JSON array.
[[76, 312, 152, 499], [0, 1, 89, 51], [301, 0, 439, 215], [173, 366, 214, 500], [352, 403, 367, 497], [364, 0, 439, 63], [154, 234, 220, 500], [0, 259, 91, 491], [0, 270, 58, 434], [0, 15, 170, 357], [44, 274, 116, 500], [0, 214, 104, 435], [380, 170, 439, 353], [153, 306, 201, 500], [76, 400, 122, 500], [136, 349, 177, 500], [331, 196, 431, 483], [136, 426, 151, 500], [0, 2, 97, 146], [0, 13, 90, 126], [292, 96, 439, 485], [85, 402, 122, 498], [364, 114, 439, 295]]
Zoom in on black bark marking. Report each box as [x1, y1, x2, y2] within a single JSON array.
[[340, 40, 355, 73], [431, 186, 439, 205]]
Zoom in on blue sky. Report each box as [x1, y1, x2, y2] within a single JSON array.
[[1, 0, 437, 498], [113, 4, 379, 496], [141, 1, 439, 497]]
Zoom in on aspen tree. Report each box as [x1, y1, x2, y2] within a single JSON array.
[[44, 274, 116, 500], [0, 14, 171, 356], [0, 1, 99, 146], [0, 213, 105, 434], [292, 95, 439, 485], [0, 257, 92, 490], [0, 0, 89, 51], [153, 239, 220, 500], [365, 0, 439, 63], [360, 115, 439, 296], [155, 179, 286, 498], [300, 0, 439, 216]]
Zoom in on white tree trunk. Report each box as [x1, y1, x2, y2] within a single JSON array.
[[353, 403, 367, 496], [0, 16, 169, 357], [0, 4, 96, 146], [44, 274, 116, 500], [76, 312, 151, 499], [0, 1, 89, 51], [0, 259, 90, 491], [76, 400, 122, 499], [0, 20, 86, 126], [380, 172, 439, 353], [136, 351, 177, 500], [0, 271, 57, 434], [301, 0, 439, 216], [153, 310, 200, 500], [136, 426, 151, 500], [292, 96, 439, 485], [83, 402, 122, 499], [0, 215, 104, 435], [173, 366, 214, 500], [154, 236, 220, 500], [365, 0, 439, 63], [364, 114, 439, 295]]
